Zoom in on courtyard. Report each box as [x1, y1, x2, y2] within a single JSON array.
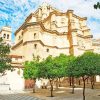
[[0, 87, 100, 100], [0, 1, 100, 100]]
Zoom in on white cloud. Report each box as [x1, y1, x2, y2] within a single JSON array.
[[0, 0, 100, 40]]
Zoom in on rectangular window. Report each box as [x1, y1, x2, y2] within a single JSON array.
[[7, 34, 9, 39], [34, 44, 37, 49]]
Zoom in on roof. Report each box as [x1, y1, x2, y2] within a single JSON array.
[[14, 3, 87, 36], [9, 55, 22, 58]]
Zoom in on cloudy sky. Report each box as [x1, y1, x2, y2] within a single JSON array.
[[0, 0, 100, 42]]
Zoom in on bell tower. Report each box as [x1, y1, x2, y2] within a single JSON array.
[[0, 26, 12, 45]]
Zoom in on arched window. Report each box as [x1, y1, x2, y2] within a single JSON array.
[[7, 34, 9, 39], [3, 34, 6, 38]]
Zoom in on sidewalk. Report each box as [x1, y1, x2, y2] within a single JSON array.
[[0, 90, 30, 95]]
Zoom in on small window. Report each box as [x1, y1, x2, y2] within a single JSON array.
[[47, 6, 50, 10], [34, 44, 37, 49], [7, 34, 9, 39], [3, 34, 6, 38], [37, 55, 40, 61], [61, 21, 64, 24], [18, 36, 21, 40], [34, 33, 36, 39], [46, 49, 49, 52]]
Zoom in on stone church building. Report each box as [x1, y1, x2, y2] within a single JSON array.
[[0, 3, 100, 90], [11, 3, 94, 61]]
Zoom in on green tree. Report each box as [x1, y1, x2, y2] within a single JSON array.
[[38, 56, 59, 97], [23, 60, 39, 93], [39, 54, 75, 97], [66, 56, 76, 94], [94, 2, 100, 9], [67, 51, 100, 100], [53, 54, 69, 87], [0, 38, 12, 74]]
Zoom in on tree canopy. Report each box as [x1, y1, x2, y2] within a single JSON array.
[[23, 60, 39, 80], [23, 52, 100, 98], [94, 2, 100, 9], [38, 55, 57, 79], [67, 51, 100, 100], [0, 38, 12, 74]]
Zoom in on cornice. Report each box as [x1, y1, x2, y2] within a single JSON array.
[[23, 40, 69, 49], [85, 49, 94, 51], [82, 29, 90, 32], [73, 14, 87, 21], [22, 22, 67, 36], [25, 13, 33, 22], [11, 65, 24, 68], [11, 40, 23, 50], [78, 47, 93, 51], [15, 23, 25, 35], [9, 55, 22, 58], [77, 34, 93, 39], [92, 43, 100, 46], [0, 29, 11, 33]]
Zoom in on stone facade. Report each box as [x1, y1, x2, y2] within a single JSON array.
[[11, 3, 94, 62]]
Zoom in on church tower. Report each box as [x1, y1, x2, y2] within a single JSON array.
[[0, 26, 12, 45]]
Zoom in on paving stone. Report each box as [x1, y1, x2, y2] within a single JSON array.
[[0, 94, 42, 100]]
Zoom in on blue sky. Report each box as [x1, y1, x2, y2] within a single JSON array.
[[0, 0, 100, 42]]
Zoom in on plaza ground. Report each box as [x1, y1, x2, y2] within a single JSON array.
[[0, 82, 100, 100], [27, 87, 100, 100], [0, 88, 100, 100], [0, 87, 100, 100]]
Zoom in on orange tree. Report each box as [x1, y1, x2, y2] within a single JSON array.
[[38, 54, 69, 97], [66, 56, 76, 94], [23, 60, 39, 93], [38, 56, 56, 97], [53, 54, 70, 87], [67, 51, 100, 100]]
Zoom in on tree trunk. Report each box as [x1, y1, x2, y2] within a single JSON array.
[[49, 79, 54, 97], [92, 76, 95, 89], [72, 77, 75, 94], [56, 78, 58, 89], [69, 77, 72, 86], [33, 79, 36, 93], [83, 77, 86, 100], [91, 76, 95, 89], [78, 78, 81, 85], [58, 78, 61, 87], [86, 77, 89, 84]]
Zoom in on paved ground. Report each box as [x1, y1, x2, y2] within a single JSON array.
[[0, 88, 100, 100], [0, 94, 43, 100], [29, 88, 100, 100]]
